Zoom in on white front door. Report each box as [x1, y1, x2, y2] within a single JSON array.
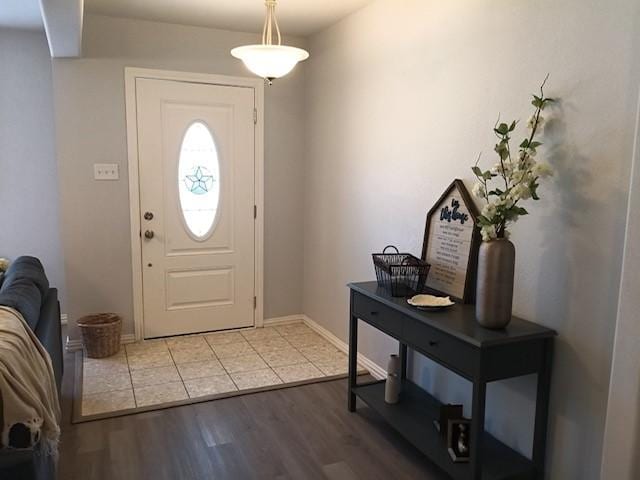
[[135, 78, 256, 338]]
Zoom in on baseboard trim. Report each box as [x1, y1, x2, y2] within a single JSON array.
[[263, 315, 306, 326], [65, 333, 137, 352]]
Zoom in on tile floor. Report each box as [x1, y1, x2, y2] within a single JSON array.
[[81, 322, 362, 417]]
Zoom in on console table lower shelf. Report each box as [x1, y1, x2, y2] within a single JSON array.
[[353, 380, 535, 480]]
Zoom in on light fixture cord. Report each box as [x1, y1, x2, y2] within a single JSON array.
[[262, 0, 282, 46]]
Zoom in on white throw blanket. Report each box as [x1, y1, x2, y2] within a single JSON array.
[[0, 306, 60, 456]]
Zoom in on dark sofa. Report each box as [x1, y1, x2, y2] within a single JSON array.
[[0, 256, 63, 480]]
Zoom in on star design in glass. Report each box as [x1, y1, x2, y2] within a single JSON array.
[[184, 166, 215, 195]]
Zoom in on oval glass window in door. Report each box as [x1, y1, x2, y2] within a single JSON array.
[[178, 121, 221, 240]]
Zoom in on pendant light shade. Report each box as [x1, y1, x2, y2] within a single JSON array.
[[231, 0, 309, 83], [231, 45, 309, 80]]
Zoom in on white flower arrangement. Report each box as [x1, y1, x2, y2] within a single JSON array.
[[472, 77, 555, 242]]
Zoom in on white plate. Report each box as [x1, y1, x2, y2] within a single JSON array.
[[407, 294, 455, 310]]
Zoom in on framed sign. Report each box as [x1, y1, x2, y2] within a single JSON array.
[[421, 179, 480, 304]]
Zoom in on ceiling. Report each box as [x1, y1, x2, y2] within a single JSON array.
[[0, 0, 43, 30], [85, 0, 371, 37], [0, 0, 371, 58], [0, 0, 372, 42]]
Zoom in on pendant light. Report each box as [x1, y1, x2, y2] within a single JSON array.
[[231, 0, 309, 84]]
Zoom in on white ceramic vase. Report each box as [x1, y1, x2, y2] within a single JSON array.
[[385, 354, 401, 404]]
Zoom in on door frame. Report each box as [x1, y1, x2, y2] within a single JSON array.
[[124, 67, 265, 341]]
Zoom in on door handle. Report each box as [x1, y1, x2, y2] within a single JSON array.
[[144, 230, 155, 239], [144, 211, 154, 221]]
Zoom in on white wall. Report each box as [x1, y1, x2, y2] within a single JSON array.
[[0, 29, 66, 303], [601, 91, 640, 479], [304, 1, 640, 478], [53, 15, 306, 341]]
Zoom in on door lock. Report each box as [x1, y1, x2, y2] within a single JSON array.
[[144, 211, 154, 221], [144, 230, 155, 239]]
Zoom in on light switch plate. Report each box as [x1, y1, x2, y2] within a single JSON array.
[[94, 163, 119, 180]]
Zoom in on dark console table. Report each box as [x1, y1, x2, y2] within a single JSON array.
[[348, 282, 556, 480]]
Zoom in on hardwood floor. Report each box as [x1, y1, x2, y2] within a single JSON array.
[[58, 351, 447, 480]]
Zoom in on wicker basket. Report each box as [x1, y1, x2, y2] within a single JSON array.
[[77, 313, 122, 358]]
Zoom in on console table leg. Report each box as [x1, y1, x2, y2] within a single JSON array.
[[348, 314, 358, 412], [470, 380, 486, 480], [399, 343, 408, 380], [533, 338, 553, 479]]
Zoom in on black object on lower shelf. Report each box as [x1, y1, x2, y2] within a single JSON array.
[[352, 380, 535, 480]]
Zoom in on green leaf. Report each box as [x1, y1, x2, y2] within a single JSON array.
[[496, 123, 510, 135], [513, 206, 529, 216], [520, 139, 530, 149], [472, 166, 483, 178], [477, 215, 493, 226], [529, 180, 540, 200], [503, 209, 517, 220], [530, 141, 543, 148], [532, 96, 544, 108]]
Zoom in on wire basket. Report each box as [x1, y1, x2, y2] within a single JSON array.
[[373, 245, 431, 297]]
